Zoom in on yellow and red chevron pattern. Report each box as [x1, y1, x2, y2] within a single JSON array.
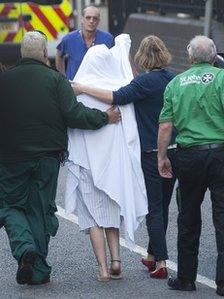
[[0, 0, 72, 43]]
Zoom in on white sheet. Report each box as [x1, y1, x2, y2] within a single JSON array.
[[65, 34, 148, 246]]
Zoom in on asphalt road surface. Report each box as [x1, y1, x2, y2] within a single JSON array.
[[0, 166, 220, 298]]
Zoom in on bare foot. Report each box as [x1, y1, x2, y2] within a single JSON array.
[[97, 265, 110, 282]]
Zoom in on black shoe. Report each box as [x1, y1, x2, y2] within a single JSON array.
[[217, 285, 224, 296], [27, 277, 50, 285], [168, 277, 196, 291], [16, 250, 38, 285]]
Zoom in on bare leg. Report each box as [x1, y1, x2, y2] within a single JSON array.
[[89, 226, 109, 280], [105, 228, 122, 278], [105, 228, 120, 261]]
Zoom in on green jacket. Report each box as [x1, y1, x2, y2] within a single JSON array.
[[0, 58, 108, 162], [159, 63, 224, 147]]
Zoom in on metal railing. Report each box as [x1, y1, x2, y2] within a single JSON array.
[[137, 0, 224, 22]]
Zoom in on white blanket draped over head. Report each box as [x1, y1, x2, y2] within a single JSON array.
[[65, 34, 148, 246]]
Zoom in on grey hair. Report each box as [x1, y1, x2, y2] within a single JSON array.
[[187, 35, 217, 64], [82, 5, 100, 17], [21, 31, 47, 62]]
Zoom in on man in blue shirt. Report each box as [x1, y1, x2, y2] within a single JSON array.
[[56, 6, 114, 80]]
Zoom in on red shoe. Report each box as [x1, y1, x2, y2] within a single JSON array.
[[141, 258, 156, 271], [150, 267, 168, 279]]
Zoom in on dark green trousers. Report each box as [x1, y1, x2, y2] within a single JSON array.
[[0, 156, 60, 282]]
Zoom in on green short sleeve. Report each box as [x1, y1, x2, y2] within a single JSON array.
[[159, 85, 174, 123]]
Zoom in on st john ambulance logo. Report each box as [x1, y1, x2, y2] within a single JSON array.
[[201, 73, 214, 84]]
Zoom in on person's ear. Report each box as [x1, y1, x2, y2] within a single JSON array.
[[213, 54, 218, 63], [43, 47, 49, 64], [189, 55, 194, 64], [44, 47, 48, 59]]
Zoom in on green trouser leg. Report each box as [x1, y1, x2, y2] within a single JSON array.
[[0, 157, 60, 282], [0, 162, 38, 261], [1, 208, 37, 261], [26, 157, 60, 282]]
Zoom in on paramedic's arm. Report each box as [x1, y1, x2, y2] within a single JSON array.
[[157, 84, 174, 178], [55, 50, 66, 75], [59, 76, 120, 129], [157, 121, 173, 178]]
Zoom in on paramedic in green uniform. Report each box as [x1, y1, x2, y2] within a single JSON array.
[[0, 31, 120, 285], [157, 35, 224, 297]]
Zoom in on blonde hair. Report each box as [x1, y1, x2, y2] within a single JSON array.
[[134, 35, 171, 71]]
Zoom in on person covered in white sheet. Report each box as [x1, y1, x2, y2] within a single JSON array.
[[72, 35, 177, 279], [65, 34, 147, 282]]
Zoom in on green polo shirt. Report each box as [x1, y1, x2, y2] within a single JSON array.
[[0, 58, 108, 162], [159, 63, 224, 147]]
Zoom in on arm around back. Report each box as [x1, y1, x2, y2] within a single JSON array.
[[113, 76, 147, 105], [72, 75, 146, 106], [58, 75, 109, 130], [72, 83, 113, 104]]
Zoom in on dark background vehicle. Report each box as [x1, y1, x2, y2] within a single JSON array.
[[215, 53, 224, 68], [108, 0, 224, 73]]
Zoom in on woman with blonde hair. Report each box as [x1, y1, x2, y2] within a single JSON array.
[[73, 35, 177, 279]]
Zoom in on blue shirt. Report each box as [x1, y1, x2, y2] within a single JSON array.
[[113, 69, 176, 152], [57, 29, 114, 80]]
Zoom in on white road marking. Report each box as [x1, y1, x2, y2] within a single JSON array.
[[56, 205, 216, 290]]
